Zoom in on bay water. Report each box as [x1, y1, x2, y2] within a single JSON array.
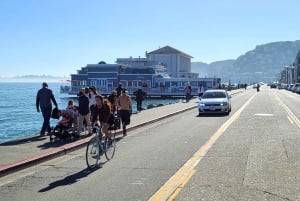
[[0, 82, 183, 143]]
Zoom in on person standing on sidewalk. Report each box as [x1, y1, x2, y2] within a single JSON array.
[[36, 82, 58, 136], [185, 83, 192, 102], [117, 89, 132, 137], [88, 86, 98, 116], [197, 84, 204, 98], [116, 83, 123, 98], [77, 88, 92, 137], [107, 90, 117, 114], [133, 88, 146, 112]]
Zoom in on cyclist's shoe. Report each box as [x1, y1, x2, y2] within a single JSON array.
[[92, 154, 100, 159], [107, 139, 114, 148], [99, 148, 104, 156], [91, 149, 102, 159]]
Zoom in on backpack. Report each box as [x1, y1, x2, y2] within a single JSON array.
[[51, 107, 60, 119], [108, 114, 121, 130]]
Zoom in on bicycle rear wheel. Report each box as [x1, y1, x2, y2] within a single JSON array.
[[86, 137, 101, 169], [104, 130, 116, 160]]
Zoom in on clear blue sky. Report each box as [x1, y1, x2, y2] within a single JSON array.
[[0, 0, 299, 77]]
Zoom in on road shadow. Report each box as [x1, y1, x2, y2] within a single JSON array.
[[37, 137, 81, 150], [196, 113, 229, 117], [38, 136, 123, 192], [115, 136, 123, 142], [0, 135, 47, 146], [38, 166, 103, 192]]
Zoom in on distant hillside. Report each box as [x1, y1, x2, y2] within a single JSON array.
[[192, 40, 300, 83], [0, 75, 70, 83], [191, 60, 235, 78], [191, 62, 209, 77]]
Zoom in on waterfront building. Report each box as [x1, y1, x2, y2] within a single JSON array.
[[147, 46, 198, 78], [69, 46, 221, 97], [117, 46, 198, 79]]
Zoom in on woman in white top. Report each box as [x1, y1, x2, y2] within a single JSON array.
[[198, 84, 204, 97], [88, 86, 98, 116]]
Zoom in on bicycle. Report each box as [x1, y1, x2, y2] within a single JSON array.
[[86, 123, 116, 169]]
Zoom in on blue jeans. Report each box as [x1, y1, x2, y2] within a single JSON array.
[[40, 105, 52, 134]]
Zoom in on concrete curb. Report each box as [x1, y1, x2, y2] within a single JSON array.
[[0, 138, 89, 177]]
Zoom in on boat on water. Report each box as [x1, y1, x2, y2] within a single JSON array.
[[60, 80, 71, 93]]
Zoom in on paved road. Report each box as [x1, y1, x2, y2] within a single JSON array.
[[0, 87, 299, 201], [173, 87, 300, 201]]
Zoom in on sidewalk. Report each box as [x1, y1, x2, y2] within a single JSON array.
[[0, 98, 199, 177]]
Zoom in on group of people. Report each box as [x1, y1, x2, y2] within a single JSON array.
[[36, 82, 137, 140], [184, 84, 205, 102]]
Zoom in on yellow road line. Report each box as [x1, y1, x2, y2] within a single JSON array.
[[275, 95, 300, 129], [166, 169, 196, 201], [287, 115, 294, 124], [148, 93, 257, 201]]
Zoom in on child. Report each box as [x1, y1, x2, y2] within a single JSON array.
[[66, 100, 77, 111], [57, 113, 70, 128], [66, 100, 78, 129], [49, 112, 72, 141]]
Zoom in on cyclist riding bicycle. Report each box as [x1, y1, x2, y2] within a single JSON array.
[[91, 95, 114, 142]]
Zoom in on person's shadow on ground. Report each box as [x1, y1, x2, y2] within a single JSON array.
[[38, 167, 102, 192], [0, 135, 46, 146], [38, 136, 123, 192], [37, 137, 79, 149]]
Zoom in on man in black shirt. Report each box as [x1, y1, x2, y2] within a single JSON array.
[[36, 82, 58, 136], [116, 84, 123, 97], [133, 89, 146, 112]]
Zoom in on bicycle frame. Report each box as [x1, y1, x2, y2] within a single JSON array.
[[86, 123, 116, 169]]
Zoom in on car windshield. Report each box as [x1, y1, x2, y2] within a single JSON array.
[[202, 91, 226, 99]]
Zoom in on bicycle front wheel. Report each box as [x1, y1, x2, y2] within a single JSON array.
[[86, 137, 101, 169], [104, 130, 116, 160]]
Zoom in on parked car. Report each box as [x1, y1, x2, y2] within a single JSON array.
[[198, 89, 231, 116], [287, 84, 295, 91], [295, 85, 300, 94], [293, 83, 300, 94], [278, 84, 287, 89]]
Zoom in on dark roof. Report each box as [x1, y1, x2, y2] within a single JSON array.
[[147, 46, 193, 58]]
